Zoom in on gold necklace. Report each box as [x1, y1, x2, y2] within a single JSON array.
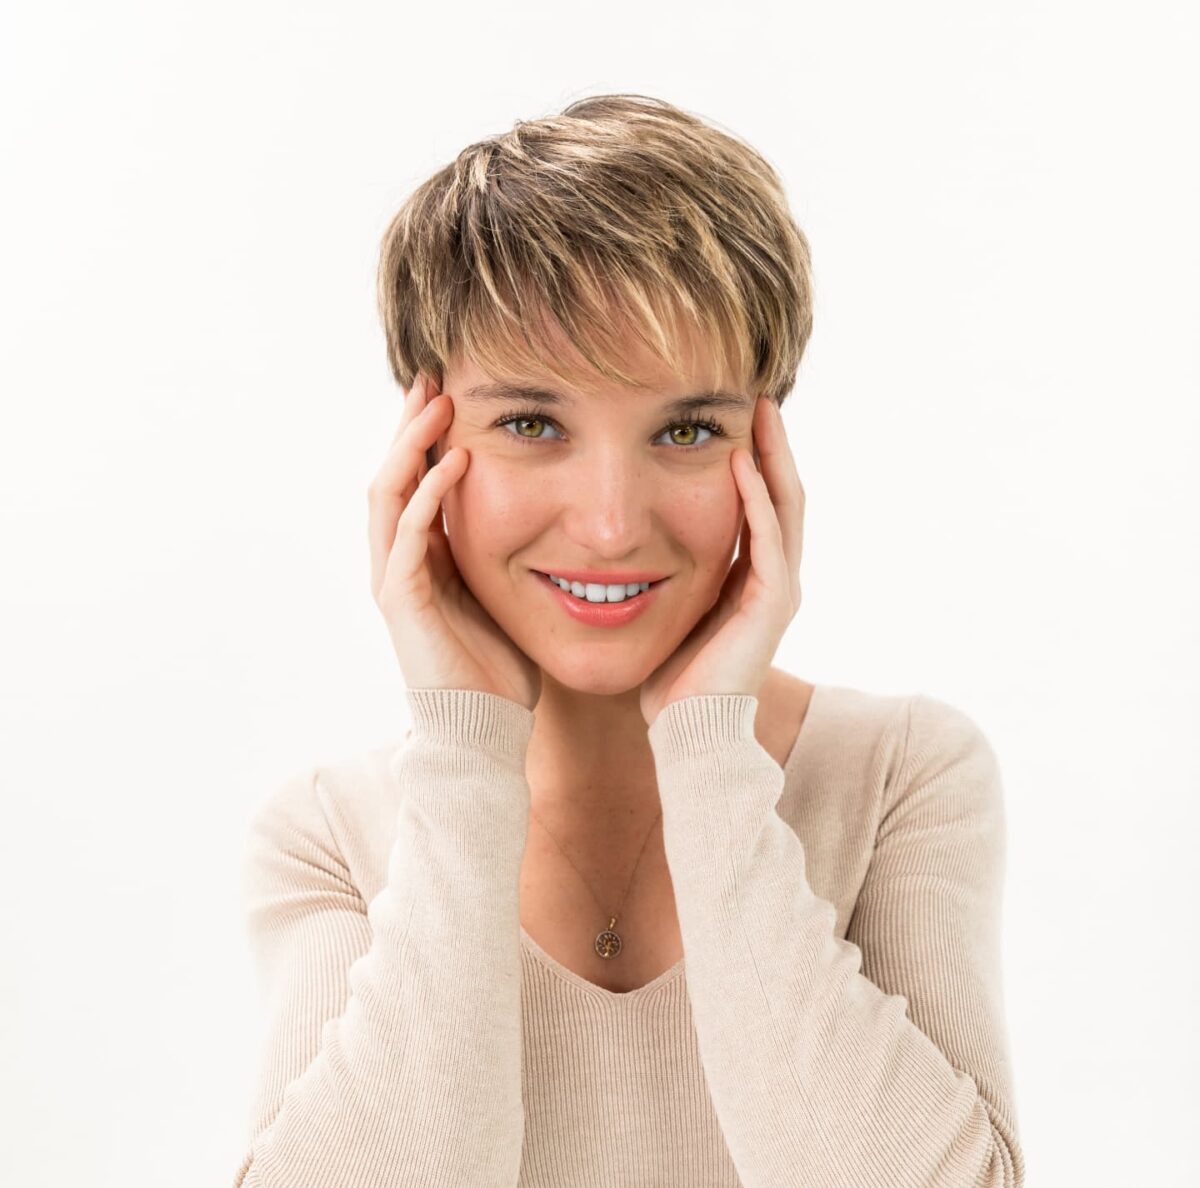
[[528, 804, 663, 960]]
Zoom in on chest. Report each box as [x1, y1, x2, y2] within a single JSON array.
[[518, 673, 813, 994], [518, 829, 684, 995]]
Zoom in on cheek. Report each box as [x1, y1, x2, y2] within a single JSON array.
[[441, 453, 742, 571], [665, 480, 743, 575], [440, 457, 534, 555]]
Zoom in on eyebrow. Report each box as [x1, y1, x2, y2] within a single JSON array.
[[459, 381, 753, 419]]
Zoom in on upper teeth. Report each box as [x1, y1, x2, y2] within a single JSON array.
[[546, 574, 652, 602]]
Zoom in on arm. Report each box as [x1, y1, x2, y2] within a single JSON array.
[[234, 688, 534, 1188], [646, 692, 1024, 1188]]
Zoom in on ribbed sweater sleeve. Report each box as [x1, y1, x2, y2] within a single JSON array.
[[646, 691, 1024, 1188], [234, 688, 535, 1188]]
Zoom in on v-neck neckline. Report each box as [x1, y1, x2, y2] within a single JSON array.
[[519, 683, 825, 1003]]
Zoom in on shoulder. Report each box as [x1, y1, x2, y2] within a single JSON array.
[[245, 742, 400, 835], [902, 691, 1003, 806], [775, 671, 911, 780], [810, 681, 998, 782], [900, 692, 1000, 772], [878, 692, 1006, 849], [243, 741, 405, 903], [775, 673, 1001, 816]]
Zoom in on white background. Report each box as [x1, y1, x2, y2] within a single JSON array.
[[2, 2, 1196, 1184]]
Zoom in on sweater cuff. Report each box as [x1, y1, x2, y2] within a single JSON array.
[[403, 687, 536, 758], [646, 694, 760, 763]]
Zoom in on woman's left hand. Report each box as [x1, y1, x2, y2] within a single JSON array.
[[640, 396, 805, 727]]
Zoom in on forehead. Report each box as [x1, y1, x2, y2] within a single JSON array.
[[447, 306, 743, 400]]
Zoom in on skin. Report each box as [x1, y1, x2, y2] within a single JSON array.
[[427, 317, 766, 842]]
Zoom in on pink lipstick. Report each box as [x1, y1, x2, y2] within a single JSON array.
[[532, 569, 666, 628]]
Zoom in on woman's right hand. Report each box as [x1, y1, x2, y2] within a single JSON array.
[[368, 371, 542, 711]]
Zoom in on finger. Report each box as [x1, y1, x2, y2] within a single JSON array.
[[737, 508, 752, 564], [733, 446, 790, 599], [415, 373, 450, 481], [381, 445, 468, 602], [392, 369, 449, 457], [367, 387, 453, 601], [389, 374, 431, 513], [392, 372, 426, 441], [721, 511, 754, 608], [753, 399, 804, 608]]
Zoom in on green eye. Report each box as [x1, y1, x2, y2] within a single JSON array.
[[667, 424, 706, 446], [493, 409, 728, 449], [503, 415, 555, 440]]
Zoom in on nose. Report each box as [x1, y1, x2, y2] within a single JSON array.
[[558, 451, 657, 558]]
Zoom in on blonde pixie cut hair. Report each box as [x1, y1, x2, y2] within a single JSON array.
[[376, 93, 815, 408]]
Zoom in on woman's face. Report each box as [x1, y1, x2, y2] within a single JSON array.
[[432, 331, 760, 696]]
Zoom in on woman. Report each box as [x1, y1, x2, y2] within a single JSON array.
[[234, 94, 1024, 1186]]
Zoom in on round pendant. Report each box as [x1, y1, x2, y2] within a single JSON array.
[[594, 927, 622, 960]]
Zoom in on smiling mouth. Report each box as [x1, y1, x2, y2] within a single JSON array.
[[534, 571, 666, 603]]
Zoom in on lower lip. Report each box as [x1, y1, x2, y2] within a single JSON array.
[[533, 571, 666, 627]]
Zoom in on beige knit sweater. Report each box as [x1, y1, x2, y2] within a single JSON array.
[[233, 681, 1024, 1186]]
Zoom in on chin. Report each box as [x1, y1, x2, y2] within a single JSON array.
[[533, 649, 660, 699]]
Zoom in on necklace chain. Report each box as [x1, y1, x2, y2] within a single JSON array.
[[528, 802, 663, 961]]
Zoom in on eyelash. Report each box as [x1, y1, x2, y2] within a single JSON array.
[[492, 408, 729, 450]]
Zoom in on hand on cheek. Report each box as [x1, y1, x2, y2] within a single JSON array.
[[639, 395, 804, 725]]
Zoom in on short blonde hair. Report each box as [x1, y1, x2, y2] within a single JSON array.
[[376, 93, 814, 406]]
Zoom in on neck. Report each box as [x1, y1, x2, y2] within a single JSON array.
[[525, 671, 661, 832]]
